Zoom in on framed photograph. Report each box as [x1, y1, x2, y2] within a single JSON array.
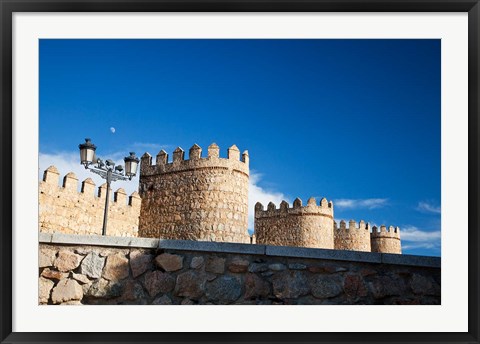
[[1, 0, 478, 343]]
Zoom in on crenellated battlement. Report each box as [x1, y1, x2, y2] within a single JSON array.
[[254, 197, 334, 219], [334, 219, 370, 231], [371, 225, 401, 238], [39, 165, 141, 237], [140, 143, 249, 177], [40, 166, 140, 207]]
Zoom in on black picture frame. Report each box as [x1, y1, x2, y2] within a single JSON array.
[[1, 1, 478, 343]]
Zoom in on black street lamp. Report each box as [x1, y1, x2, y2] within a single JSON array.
[[78, 138, 140, 236]]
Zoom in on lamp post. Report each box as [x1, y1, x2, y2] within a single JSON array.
[[79, 138, 140, 236]]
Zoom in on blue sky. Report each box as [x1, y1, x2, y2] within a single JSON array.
[[39, 39, 441, 256]]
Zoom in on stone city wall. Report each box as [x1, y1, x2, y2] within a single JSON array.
[[334, 220, 372, 252], [38, 233, 440, 305], [371, 225, 402, 254], [138, 143, 250, 244], [254, 197, 334, 249], [39, 166, 141, 237]]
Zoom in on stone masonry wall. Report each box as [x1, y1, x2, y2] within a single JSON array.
[[334, 220, 371, 252], [38, 234, 440, 305], [138, 144, 250, 244], [254, 197, 334, 249], [371, 225, 402, 254], [39, 166, 141, 237]]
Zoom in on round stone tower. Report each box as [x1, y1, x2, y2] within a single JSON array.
[[254, 197, 334, 249], [334, 219, 371, 252], [370, 225, 402, 254], [138, 143, 250, 243]]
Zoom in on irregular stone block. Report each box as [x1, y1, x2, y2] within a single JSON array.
[[269, 263, 286, 271], [103, 253, 129, 281], [71, 272, 90, 285], [39, 277, 54, 303], [245, 273, 271, 299], [54, 250, 82, 272], [39, 248, 57, 268], [190, 256, 205, 269], [343, 274, 368, 298], [205, 276, 242, 304], [142, 270, 175, 297], [248, 263, 268, 273], [205, 256, 226, 274], [51, 279, 83, 304], [174, 271, 206, 300], [155, 253, 184, 272], [122, 280, 148, 301], [410, 273, 440, 295], [85, 278, 123, 299], [310, 275, 343, 299], [272, 271, 309, 299], [368, 275, 406, 299], [288, 263, 307, 270], [152, 294, 173, 305], [228, 257, 250, 273], [130, 250, 153, 278], [41, 268, 68, 281], [80, 252, 105, 279]]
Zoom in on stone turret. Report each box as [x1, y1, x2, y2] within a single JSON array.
[[371, 225, 402, 254], [138, 143, 250, 243], [254, 197, 334, 249]]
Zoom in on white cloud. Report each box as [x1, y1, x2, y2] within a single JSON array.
[[416, 201, 441, 214], [400, 225, 441, 244], [248, 172, 288, 231], [333, 198, 388, 210], [110, 127, 116, 134]]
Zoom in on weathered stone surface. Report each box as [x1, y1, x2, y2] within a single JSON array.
[[51, 279, 83, 304], [288, 263, 307, 270], [41, 268, 68, 281], [174, 271, 206, 300], [248, 263, 268, 273], [205, 256, 226, 274], [310, 275, 343, 299], [80, 252, 105, 279], [181, 298, 195, 305], [71, 272, 90, 284], [39, 248, 57, 268], [142, 271, 175, 297], [38, 165, 140, 237], [60, 300, 83, 305], [269, 263, 286, 271], [129, 250, 153, 278], [190, 256, 205, 269], [152, 294, 173, 305], [137, 144, 250, 243], [343, 274, 368, 298], [410, 273, 439, 295], [272, 271, 309, 299], [228, 257, 250, 273], [368, 275, 406, 299], [39, 277, 54, 303], [245, 273, 270, 299], [85, 278, 123, 299], [155, 253, 184, 272], [205, 276, 242, 304], [308, 265, 346, 274], [122, 280, 148, 301], [54, 250, 82, 272], [103, 253, 129, 281]]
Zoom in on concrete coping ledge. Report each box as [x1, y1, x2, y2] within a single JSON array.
[[39, 233, 440, 268]]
